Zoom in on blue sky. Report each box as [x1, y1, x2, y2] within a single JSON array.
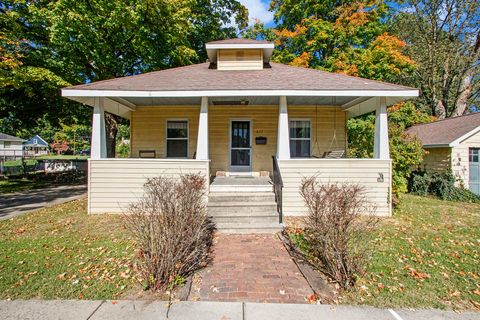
[[238, 0, 276, 27]]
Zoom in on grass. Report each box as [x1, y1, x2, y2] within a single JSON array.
[[0, 178, 51, 194], [0, 199, 136, 300], [343, 194, 480, 310]]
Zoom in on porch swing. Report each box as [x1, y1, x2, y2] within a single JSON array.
[[311, 100, 345, 159]]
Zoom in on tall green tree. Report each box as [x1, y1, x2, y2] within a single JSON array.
[[1, 0, 248, 153], [390, 0, 480, 118]]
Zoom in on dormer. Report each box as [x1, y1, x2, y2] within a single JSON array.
[[205, 39, 275, 71]]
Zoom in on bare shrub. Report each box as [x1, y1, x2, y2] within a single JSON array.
[[300, 177, 379, 289], [124, 174, 214, 291]]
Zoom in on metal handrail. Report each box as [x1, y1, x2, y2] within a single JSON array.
[[271, 155, 284, 224]]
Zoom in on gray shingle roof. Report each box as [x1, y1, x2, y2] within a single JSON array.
[[64, 62, 415, 92], [0, 133, 24, 142], [406, 112, 480, 146]]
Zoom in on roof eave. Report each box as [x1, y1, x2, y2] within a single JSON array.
[[62, 89, 419, 98]]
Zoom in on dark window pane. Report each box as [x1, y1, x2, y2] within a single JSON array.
[[167, 121, 188, 138], [232, 121, 250, 148], [290, 140, 310, 158], [289, 121, 310, 139], [231, 149, 250, 166], [167, 140, 188, 158]]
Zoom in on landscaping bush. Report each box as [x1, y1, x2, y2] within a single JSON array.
[[124, 174, 215, 291], [299, 177, 379, 289], [409, 171, 480, 203]]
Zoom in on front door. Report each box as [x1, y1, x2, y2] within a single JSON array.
[[230, 120, 252, 173], [469, 148, 479, 195]]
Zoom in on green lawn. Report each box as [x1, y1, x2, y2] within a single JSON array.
[[0, 199, 136, 300], [0, 179, 51, 194], [343, 194, 480, 310]]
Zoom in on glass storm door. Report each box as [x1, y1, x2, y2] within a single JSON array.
[[230, 121, 251, 173]]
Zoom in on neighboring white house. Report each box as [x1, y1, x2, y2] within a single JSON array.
[[0, 133, 25, 160], [406, 112, 480, 195], [61, 38, 419, 232]]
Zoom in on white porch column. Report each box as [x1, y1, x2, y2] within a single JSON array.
[[91, 97, 107, 159], [196, 96, 209, 160], [373, 97, 390, 159], [277, 96, 290, 159]]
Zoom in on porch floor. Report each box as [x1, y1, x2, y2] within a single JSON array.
[[210, 176, 272, 186], [190, 234, 314, 303]]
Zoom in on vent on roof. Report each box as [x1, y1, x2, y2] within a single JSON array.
[[212, 100, 249, 106]]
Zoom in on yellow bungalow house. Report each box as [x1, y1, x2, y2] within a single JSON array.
[[62, 39, 418, 232]]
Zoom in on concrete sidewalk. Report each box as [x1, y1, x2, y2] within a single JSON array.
[[0, 300, 479, 320], [0, 184, 87, 220]]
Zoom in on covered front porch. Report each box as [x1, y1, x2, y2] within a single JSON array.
[[67, 93, 396, 217]]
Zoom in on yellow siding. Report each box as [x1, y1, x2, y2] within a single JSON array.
[[423, 147, 451, 172], [279, 159, 392, 216], [217, 49, 263, 70], [131, 106, 199, 158], [288, 106, 347, 157], [130, 105, 347, 175], [209, 105, 278, 174]]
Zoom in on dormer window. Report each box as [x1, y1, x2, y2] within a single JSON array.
[[206, 39, 274, 71]]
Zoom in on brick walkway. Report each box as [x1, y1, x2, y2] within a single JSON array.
[[192, 233, 314, 303]]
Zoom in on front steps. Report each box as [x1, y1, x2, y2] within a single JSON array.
[[208, 177, 283, 234]]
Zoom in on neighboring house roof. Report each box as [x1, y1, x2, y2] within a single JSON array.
[[0, 132, 24, 142], [63, 62, 415, 93], [24, 135, 49, 147], [406, 112, 480, 147]]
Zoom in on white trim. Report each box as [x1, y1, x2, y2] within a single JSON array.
[[88, 158, 209, 162], [196, 97, 209, 160], [289, 119, 312, 158], [373, 97, 390, 160], [205, 43, 274, 50], [277, 96, 291, 160], [62, 89, 419, 98], [449, 126, 480, 147], [165, 119, 189, 159]]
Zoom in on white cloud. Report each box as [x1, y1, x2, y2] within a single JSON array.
[[238, 0, 274, 25]]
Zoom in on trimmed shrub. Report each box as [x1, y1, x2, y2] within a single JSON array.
[[299, 177, 379, 289], [124, 174, 214, 291], [410, 171, 480, 203]]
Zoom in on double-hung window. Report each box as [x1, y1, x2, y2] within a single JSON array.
[[166, 120, 188, 158], [289, 120, 311, 158]]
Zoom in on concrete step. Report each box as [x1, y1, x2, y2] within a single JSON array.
[[207, 204, 277, 215], [215, 222, 283, 234], [209, 184, 273, 193], [211, 214, 280, 224], [208, 192, 275, 203]]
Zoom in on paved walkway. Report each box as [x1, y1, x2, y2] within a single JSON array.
[[192, 234, 314, 303], [1, 300, 479, 320], [0, 184, 87, 220]]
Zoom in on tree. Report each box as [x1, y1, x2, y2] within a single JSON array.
[[1, 0, 248, 154], [245, 0, 415, 85], [390, 0, 480, 118]]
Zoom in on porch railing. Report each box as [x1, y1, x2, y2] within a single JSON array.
[[272, 155, 284, 224]]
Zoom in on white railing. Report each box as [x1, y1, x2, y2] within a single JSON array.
[[278, 158, 392, 216]]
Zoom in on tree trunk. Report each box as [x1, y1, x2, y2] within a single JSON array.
[[451, 75, 472, 117], [434, 99, 446, 119], [104, 112, 118, 158]]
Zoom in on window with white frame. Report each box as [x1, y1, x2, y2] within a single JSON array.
[[166, 120, 188, 158], [289, 120, 311, 158]]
